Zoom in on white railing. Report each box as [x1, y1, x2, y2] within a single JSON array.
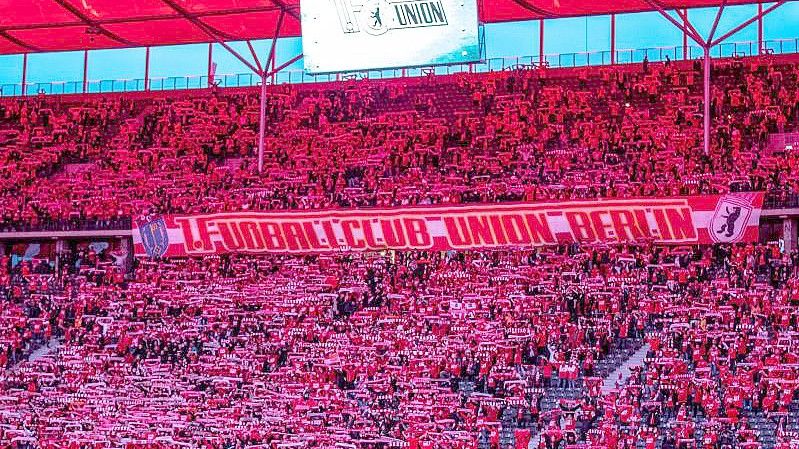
[[1, 38, 797, 97]]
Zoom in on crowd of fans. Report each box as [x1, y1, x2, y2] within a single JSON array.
[[0, 54, 798, 228], [0, 54, 797, 449], [0, 242, 797, 448], [0, 97, 140, 230]]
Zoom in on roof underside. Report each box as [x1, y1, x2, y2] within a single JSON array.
[[0, 0, 767, 55]]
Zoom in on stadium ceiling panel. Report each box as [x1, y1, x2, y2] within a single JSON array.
[[0, 0, 302, 53], [482, 0, 773, 22], [0, 0, 777, 54]]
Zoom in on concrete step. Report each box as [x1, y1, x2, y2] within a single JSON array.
[[601, 343, 651, 395]]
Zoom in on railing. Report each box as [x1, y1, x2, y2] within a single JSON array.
[[0, 217, 132, 233], [1, 38, 797, 98], [764, 192, 799, 210]]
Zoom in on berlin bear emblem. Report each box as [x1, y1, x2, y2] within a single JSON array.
[[332, 0, 449, 35], [709, 195, 754, 243], [139, 217, 170, 258], [361, 0, 390, 35]]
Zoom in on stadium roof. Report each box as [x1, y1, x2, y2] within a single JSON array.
[[0, 0, 771, 55]]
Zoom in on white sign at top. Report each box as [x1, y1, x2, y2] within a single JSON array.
[[301, 0, 481, 73]]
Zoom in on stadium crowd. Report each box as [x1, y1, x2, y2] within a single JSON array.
[[0, 242, 798, 448], [0, 54, 798, 229], [0, 54, 797, 449]]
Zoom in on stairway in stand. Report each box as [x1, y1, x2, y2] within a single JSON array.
[[601, 343, 651, 396]]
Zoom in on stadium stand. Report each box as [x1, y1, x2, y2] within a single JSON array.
[[1, 39, 799, 449], [2, 54, 799, 232]]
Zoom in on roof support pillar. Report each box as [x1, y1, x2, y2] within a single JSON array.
[[265, 11, 285, 84], [703, 46, 711, 156], [758, 2, 764, 54], [246, 41, 264, 74], [217, 40, 262, 75], [682, 9, 688, 59], [640, 1, 787, 156], [709, 1, 786, 47], [264, 53, 302, 80], [258, 73, 266, 173], [207, 43, 214, 87], [539, 19, 545, 65], [610, 14, 616, 65], [675, 8, 704, 46], [21, 53, 27, 97], [144, 47, 151, 91], [255, 10, 287, 173], [706, 0, 727, 45], [196, 15, 291, 173], [644, 1, 704, 46], [270, 44, 277, 84], [82, 50, 88, 94]]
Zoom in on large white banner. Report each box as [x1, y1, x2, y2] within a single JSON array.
[[301, 0, 481, 73], [134, 194, 765, 258]]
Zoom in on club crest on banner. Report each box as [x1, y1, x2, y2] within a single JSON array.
[[138, 217, 170, 258], [333, 0, 449, 36], [709, 194, 755, 243]]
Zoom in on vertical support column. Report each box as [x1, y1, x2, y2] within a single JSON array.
[[82, 50, 89, 94], [757, 2, 764, 54], [783, 217, 797, 253], [270, 44, 277, 84], [207, 43, 214, 87], [703, 46, 711, 156], [610, 14, 616, 65], [258, 74, 267, 173], [683, 9, 689, 60], [21, 53, 28, 97], [539, 19, 545, 65], [144, 47, 151, 91]]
